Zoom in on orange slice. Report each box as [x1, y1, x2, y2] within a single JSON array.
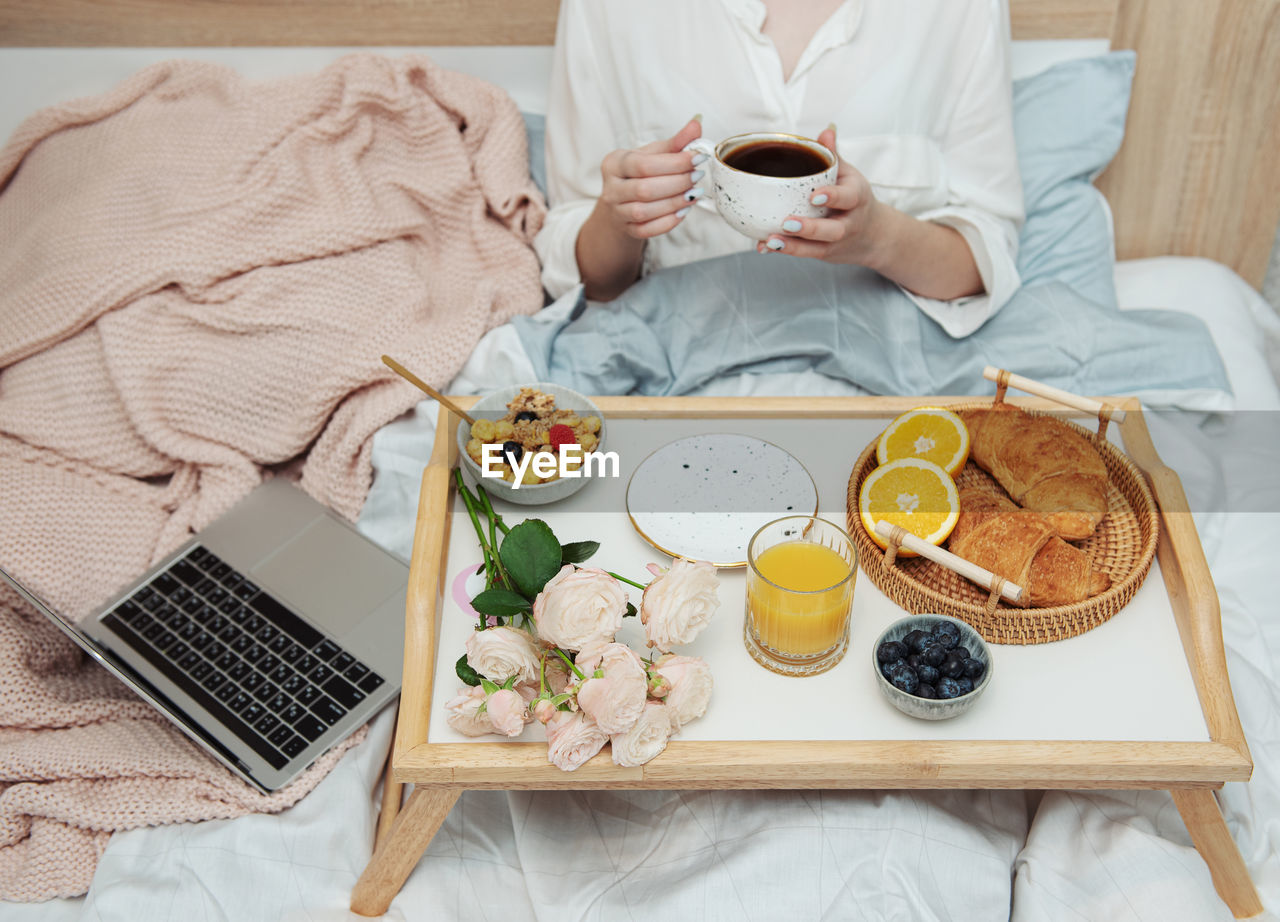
[[858, 457, 960, 557], [875, 407, 970, 477]]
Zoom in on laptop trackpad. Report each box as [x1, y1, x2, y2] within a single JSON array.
[[249, 518, 403, 634]]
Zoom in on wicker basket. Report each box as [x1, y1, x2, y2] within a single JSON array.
[[846, 402, 1160, 645]]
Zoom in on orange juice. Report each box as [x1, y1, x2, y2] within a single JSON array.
[[748, 541, 854, 656]]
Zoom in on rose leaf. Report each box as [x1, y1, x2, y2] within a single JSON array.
[[500, 518, 564, 599], [624, 602, 637, 619], [560, 540, 600, 565], [456, 654, 482, 687], [470, 588, 532, 617]]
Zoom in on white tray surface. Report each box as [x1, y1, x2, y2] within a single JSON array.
[[428, 416, 1209, 746]]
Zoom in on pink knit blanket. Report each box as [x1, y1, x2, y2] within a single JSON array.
[[0, 54, 545, 900]]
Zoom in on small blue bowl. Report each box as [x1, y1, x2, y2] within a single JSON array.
[[872, 614, 993, 720]]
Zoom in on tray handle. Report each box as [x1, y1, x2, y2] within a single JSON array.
[[983, 366, 1126, 440], [875, 520, 1025, 613]]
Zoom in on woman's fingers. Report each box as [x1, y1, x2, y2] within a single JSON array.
[[597, 118, 704, 239], [615, 148, 700, 180], [806, 181, 861, 212], [619, 191, 696, 232], [760, 235, 829, 258], [612, 169, 700, 205], [776, 215, 843, 243], [628, 205, 692, 239], [664, 117, 704, 154]]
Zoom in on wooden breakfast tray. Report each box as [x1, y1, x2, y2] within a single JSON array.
[[352, 396, 1260, 919]]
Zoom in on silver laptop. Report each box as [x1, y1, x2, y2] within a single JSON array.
[[0, 479, 406, 793]]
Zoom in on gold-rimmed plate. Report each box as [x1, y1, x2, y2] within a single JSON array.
[[625, 433, 818, 567]]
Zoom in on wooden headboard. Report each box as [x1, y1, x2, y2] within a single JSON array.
[[3, 0, 1277, 288]]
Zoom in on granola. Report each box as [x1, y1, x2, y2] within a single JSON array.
[[465, 387, 602, 485]]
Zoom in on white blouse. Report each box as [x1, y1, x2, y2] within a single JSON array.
[[533, 0, 1025, 338]]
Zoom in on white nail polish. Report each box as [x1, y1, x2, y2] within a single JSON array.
[[690, 169, 705, 184], [676, 206, 690, 218], [766, 238, 784, 251], [684, 187, 705, 202], [811, 193, 829, 206], [691, 153, 708, 167], [782, 219, 802, 232]]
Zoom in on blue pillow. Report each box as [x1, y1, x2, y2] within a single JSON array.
[[1012, 51, 1135, 308], [522, 111, 547, 200]]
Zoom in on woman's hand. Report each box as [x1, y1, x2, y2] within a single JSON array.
[[757, 126, 985, 301], [598, 117, 706, 239], [755, 126, 884, 264], [576, 117, 704, 301]]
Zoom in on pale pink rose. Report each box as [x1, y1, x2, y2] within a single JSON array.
[[532, 698, 558, 724], [545, 710, 608, 772], [610, 702, 673, 767], [531, 565, 626, 651], [572, 639, 609, 673], [574, 642, 647, 734], [486, 688, 530, 738], [646, 671, 673, 699], [444, 685, 493, 737], [652, 654, 714, 731], [465, 626, 541, 684], [641, 558, 720, 652]]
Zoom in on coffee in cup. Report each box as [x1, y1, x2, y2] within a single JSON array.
[[685, 132, 838, 241]]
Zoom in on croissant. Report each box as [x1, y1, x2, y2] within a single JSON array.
[[949, 489, 1111, 606], [958, 403, 1109, 540]]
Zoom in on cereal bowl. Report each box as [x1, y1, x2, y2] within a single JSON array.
[[455, 382, 606, 506], [872, 614, 992, 720]]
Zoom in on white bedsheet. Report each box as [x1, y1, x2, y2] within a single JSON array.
[[4, 45, 1280, 922], [7, 257, 1272, 922]]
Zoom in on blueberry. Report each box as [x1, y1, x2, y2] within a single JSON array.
[[955, 646, 972, 662], [922, 644, 947, 667], [903, 629, 929, 654], [877, 641, 908, 664], [906, 653, 923, 670], [931, 622, 960, 650], [888, 664, 919, 695], [916, 664, 940, 686], [955, 676, 974, 694], [936, 677, 962, 699], [501, 440, 524, 466], [880, 657, 906, 680], [962, 657, 986, 680], [514, 411, 538, 422], [940, 651, 965, 679], [916, 683, 937, 699]]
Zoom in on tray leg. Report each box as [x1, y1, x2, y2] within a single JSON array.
[[350, 786, 461, 917], [1170, 788, 1264, 918], [373, 714, 403, 852]]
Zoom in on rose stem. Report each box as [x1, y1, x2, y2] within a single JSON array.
[[477, 485, 511, 536], [607, 571, 647, 590], [454, 469, 499, 590], [474, 484, 514, 591], [553, 646, 585, 680]]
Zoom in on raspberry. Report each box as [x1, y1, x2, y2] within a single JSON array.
[[548, 424, 577, 449]]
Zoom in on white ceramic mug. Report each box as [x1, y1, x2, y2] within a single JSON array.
[[686, 132, 838, 241]]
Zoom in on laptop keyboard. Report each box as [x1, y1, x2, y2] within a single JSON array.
[[100, 544, 386, 771]]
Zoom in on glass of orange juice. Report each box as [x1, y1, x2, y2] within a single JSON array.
[[744, 515, 858, 676]]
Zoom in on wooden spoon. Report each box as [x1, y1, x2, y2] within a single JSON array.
[[381, 355, 476, 426]]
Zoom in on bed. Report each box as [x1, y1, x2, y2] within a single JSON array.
[[2, 1, 1279, 920]]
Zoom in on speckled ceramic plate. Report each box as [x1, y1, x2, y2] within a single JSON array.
[[625, 434, 818, 567]]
